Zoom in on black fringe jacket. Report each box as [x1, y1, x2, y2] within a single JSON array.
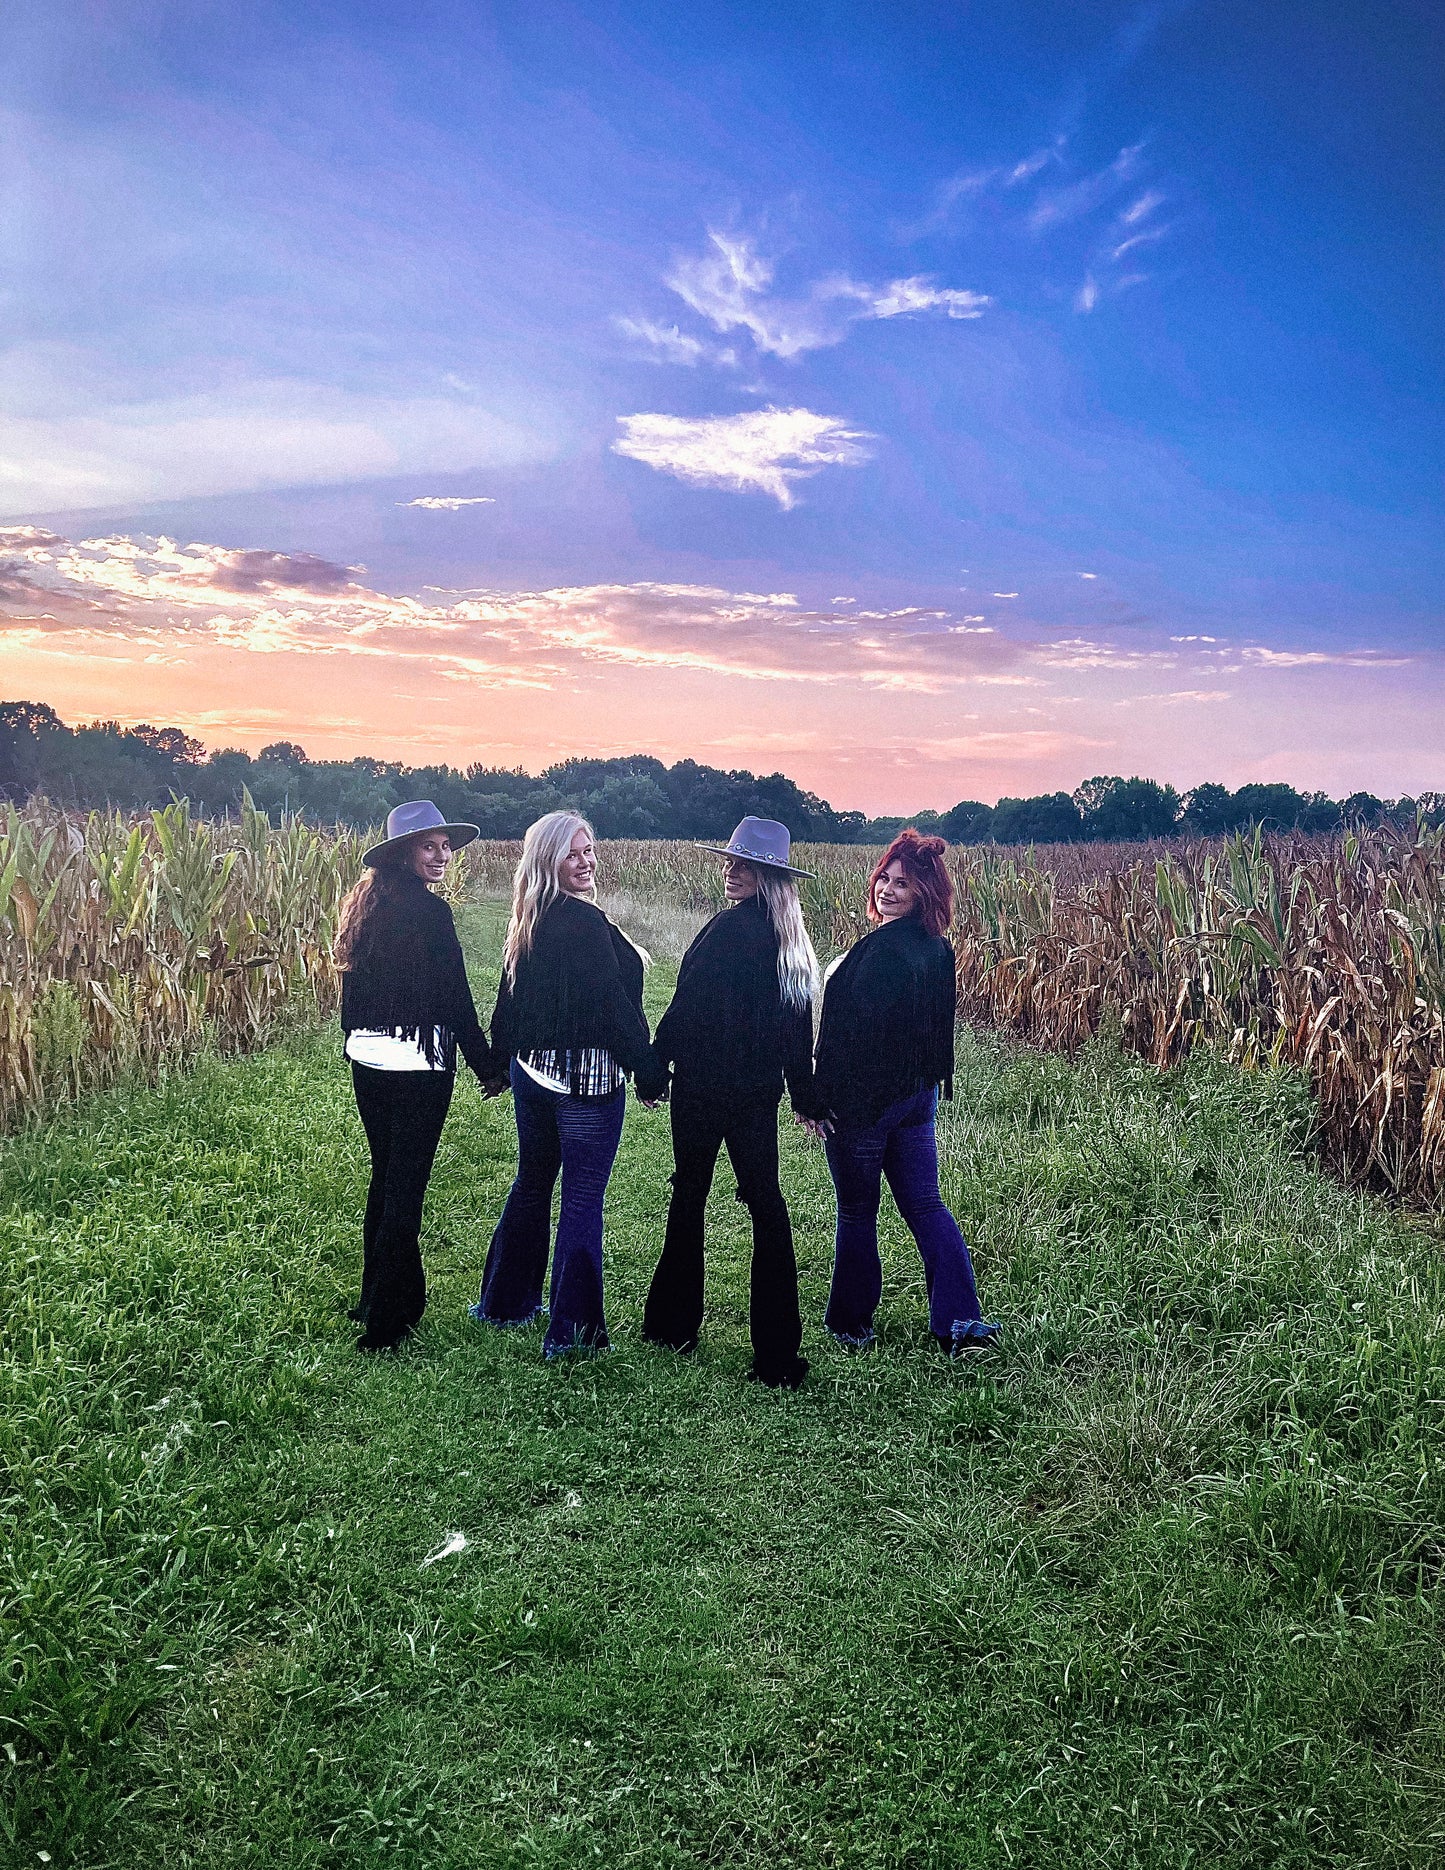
[[489, 893, 656, 1092], [641, 895, 815, 1109], [339, 869, 492, 1073], [811, 914, 956, 1126]]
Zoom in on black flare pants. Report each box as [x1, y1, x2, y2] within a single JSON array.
[[643, 1089, 806, 1386], [351, 1063, 454, 1346]]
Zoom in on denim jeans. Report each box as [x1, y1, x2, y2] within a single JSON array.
[[477, 1059, 625, 1356], [824, 1086, 984, 1346], [643, 1090, 807, 1387], [351, 1063, 454, 1346]]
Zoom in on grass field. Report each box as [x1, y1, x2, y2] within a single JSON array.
[[4, 902, 1444, 1867]]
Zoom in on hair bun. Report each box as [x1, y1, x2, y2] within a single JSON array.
[[916, 833, 946, 858]]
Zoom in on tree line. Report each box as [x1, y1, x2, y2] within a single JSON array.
[[1, 701, 1437, 845]]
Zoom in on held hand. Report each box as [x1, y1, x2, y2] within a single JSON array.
[[481, 1073, 511, 1099], [796, 1115, 833, 1140]]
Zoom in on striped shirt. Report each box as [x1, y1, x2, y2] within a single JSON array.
[[516, 1048, 624, 1098]]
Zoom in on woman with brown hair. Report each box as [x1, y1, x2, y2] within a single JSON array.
[[336, 801, 493, 1352], [810, 829, 999, 1354]]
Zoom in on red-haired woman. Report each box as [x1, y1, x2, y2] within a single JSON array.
[[810, 830, 999, 1353]]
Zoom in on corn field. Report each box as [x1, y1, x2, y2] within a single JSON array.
[[948, 825, 1445, 1204], [4, 808, 1442, 1205], [0, 798, 363, 1128]]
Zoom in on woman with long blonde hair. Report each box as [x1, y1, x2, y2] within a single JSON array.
[[472, 811, 657, 1358], [636, 817, 819, 1389]]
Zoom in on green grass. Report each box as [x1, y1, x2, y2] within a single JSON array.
[[2, 901, 1443, 1867]]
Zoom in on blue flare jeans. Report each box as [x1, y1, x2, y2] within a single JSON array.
[[477, 1059, 626, 1356], [823, 1085, 985, 1347]]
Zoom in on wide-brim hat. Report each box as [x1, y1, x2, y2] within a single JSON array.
[[698, 815, 813, 879], [363, 799, 480, 867]]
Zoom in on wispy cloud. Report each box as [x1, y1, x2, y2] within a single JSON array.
[[399, 495, 496, 510], [612, 406, 872, 507], [862, 277, 989, 320], [1030, 143, 1146, 233], [0, 527, 1038, 692], [1241, 645, 1411, 669], [899, 144, 1061, 238], [627, 232, 989, 364], [613, 317, 715, 366], [0, 371, 551, 516], [1121, 189, 1167, 227], [904, 136, 1173, 318], [1077, 180, 1170, 311]]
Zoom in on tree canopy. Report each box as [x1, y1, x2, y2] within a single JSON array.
[[1, 703, 1437, 845]]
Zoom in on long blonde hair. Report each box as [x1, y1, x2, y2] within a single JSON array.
[[754, 867, 819, 1012], [502, 811, 594, 984]]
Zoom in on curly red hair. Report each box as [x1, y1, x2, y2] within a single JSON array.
[[866, 828, 954, 937]]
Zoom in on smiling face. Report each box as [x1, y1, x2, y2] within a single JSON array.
[[723, 854, 760, 902], [558, 826, 596, 896], [407, 829, 453, 884], [873, 858, 919, 922]]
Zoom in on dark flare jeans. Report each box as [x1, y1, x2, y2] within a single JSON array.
[[643, 1089, 807, 1387], [823, 1085, 983, 1346], [477, 1059, 625, 1356], [351, 1063, 454, 1346]]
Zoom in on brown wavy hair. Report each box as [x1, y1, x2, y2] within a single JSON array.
[[866, 828, 954, 938], [334, 857, 409, 969]]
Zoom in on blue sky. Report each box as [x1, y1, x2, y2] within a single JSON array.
[[1, 1, 1440, 808]]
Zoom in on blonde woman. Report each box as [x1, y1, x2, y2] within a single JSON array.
[[472, 812, 657, 1357], [636, 818, 819, 1389]]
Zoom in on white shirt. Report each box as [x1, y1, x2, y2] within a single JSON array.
[[345, 1027, 449, 1072]]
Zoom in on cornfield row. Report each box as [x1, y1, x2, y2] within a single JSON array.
[[0, 798, 365, 1128], [4, 807, 1442, 1205]]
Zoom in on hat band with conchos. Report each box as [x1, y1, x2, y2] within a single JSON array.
[[697, 815, 814, 879], [363, 799, 480, 868]]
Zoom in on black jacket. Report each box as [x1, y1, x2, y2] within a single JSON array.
[[643, 895, 815, 1109], [812, 914, 956, 1125], [490, 893, 655, 1091], [339, 869, 492, 1074]]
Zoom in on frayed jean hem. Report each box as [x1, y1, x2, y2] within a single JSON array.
[[470, 1300, 546, 1329], [543, 1334, 611, 1362], [940, 1318, 1002, 1350]]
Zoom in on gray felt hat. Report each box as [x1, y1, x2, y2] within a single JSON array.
[[697, 816, 813, 879], [363, 799, 480, 868]]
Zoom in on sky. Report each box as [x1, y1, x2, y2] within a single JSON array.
[[1, 0, 1440, 811]]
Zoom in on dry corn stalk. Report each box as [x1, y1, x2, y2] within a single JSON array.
[[0, 795, 363, 1128]]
